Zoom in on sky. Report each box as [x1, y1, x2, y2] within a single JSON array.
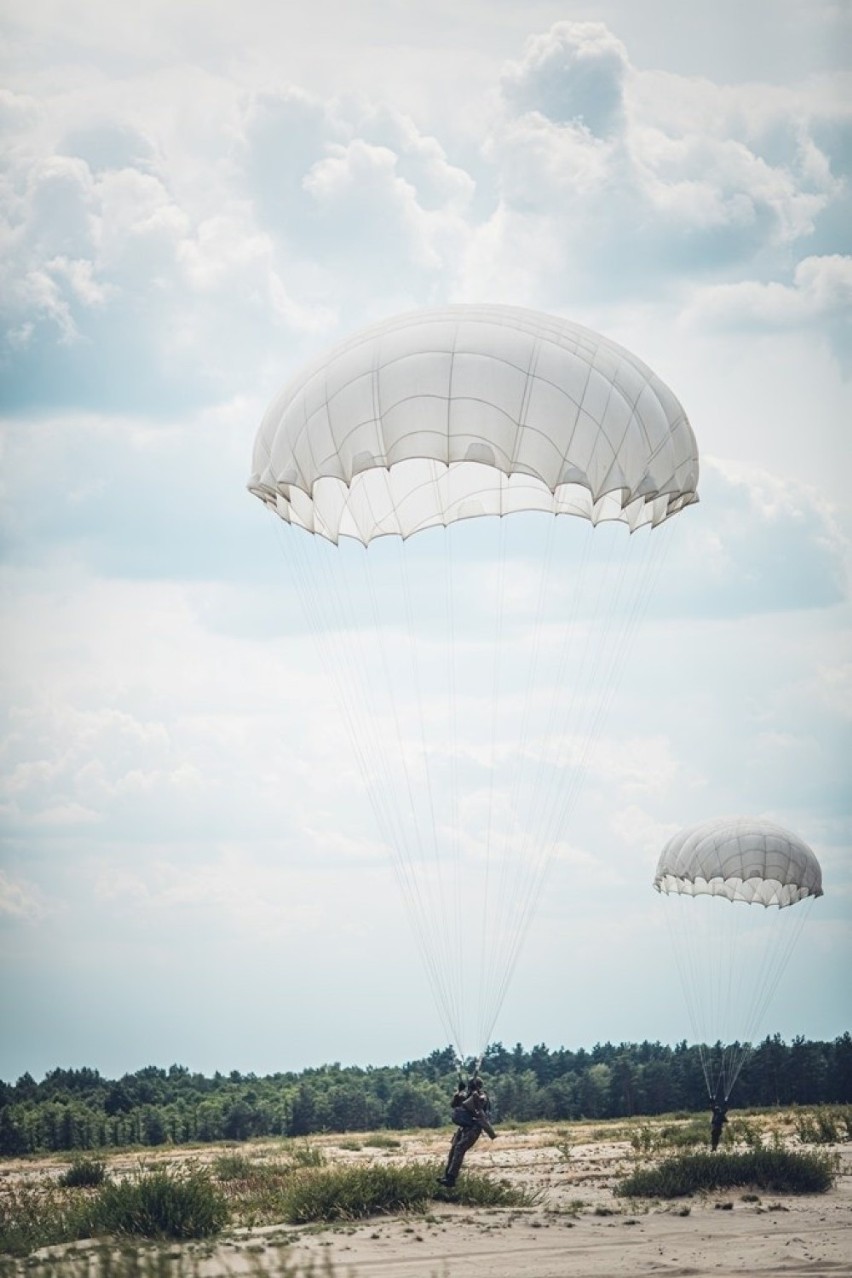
[[1, 0, 851, 1084]]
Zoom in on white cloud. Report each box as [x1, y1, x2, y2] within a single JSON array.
[[501, 22, 628, 136], [814, 659, 852, 717], [0, 869, 49, 921], [45, 255, 111, 307], [608, 803, 679, 860], [686, 254, 852, 328], [2, 15, 850, 416], [301, 136, 472, 285], [454, 22, 848, 317], [92, 845, 328, 938], [587, 736, 681, 797]]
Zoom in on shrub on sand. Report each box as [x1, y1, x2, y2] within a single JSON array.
[[362, 1135, 402, 1150], [616, 1149, 836, 1199], [657, 1120, 707, 1151], [58, 1156, 108, 1189], [0, 1182, 93, 1257], [281, 1163, 533, 1223], [288, 1143, 327, 1168], [0, 1245, 339, 1278], [212, 1151, 255, 1181], [90, 1166, 229, 1239], [794, 1107, 852, 1145]]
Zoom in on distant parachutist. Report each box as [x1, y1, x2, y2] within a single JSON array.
[[710, 1101, 728, 1151]]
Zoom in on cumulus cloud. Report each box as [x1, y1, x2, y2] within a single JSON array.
[[0, 80, 479, 413], [0, 96, 334, 413], [92, 846, 330, 938], [457, 21, 846, 320], [652, 459, 850, 619], [3, 17, 850, 415], [685, 254, 852, 328], [500, 21, 629, 137], [0, 869, 49, 921]]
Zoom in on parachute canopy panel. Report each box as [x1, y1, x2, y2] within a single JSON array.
[[248, 305, 699, 544], [654, 817, 824, 908]]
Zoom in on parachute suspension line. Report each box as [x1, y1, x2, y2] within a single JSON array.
[[442, 326, 465, 1058], [676, 842, 732, 1103], [662, 898, 715, 1101], [320, 547, 418, 882], [272, 518, 464, 1057], [476, 512, 510, 1054], [541, 523, 671, 852], [474, 510, 541, 1056], [682, 895, 746, 1103], [699, 844, 753, 1101], [481, 523, 609, 1046], [393, 536, 465, 1051], [662, 890, 817, 1104], [477, 511, 559, 1054], [483, 521, 670, 1044], [663, 899, 723, 1102], [719, 896, 749, 1101], [723, 896, 816, 1099], [270, 524, 398, 855], [359, 539, 465, 1055], [445, 527, 464, 1026], [476, 517, 596, 1046], [269, 523, 416, 911], [283, 530, 424, 931], [710, 846, 741, 1101], [748, 896, 814, 1039], [480, 518, 674, 1047]]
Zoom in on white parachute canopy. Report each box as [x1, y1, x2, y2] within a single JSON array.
[[655, 817, 824, 907], [249, 304, 698, 539], [251, 305, 699, 1063], [654, 817, 823, 1100]]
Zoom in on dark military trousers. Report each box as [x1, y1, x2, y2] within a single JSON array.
[[444, 1122, 481, 1184]]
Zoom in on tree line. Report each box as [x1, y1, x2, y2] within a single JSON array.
[[1, 1034, 849, 1156]]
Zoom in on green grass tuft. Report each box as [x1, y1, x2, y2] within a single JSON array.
[[794, 1106, 852, 1145], [287, 1143, 327, 1168], [58, 1156, 108, 1189], [89, 1166, 229, 1239], [281, 1162, 534, 1223], [616, 1148, 837, 1199], [362, 1135, 401, 1150], [0, 1244, 340, 1277], [212, 1151, 255, 1181], [0, 1182, 93, 1257]]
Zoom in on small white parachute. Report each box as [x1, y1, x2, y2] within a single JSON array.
[[654, 816, 824, 908]]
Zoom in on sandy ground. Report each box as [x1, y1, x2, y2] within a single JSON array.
[[5, 1117, 851, 1276]]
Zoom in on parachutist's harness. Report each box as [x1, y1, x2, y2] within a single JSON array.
[[451, 1075, 496, 1140]]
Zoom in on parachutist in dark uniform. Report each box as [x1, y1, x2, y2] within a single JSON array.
[[710, 1102, 728, 1151], [438, 1077, 496, 1187]]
